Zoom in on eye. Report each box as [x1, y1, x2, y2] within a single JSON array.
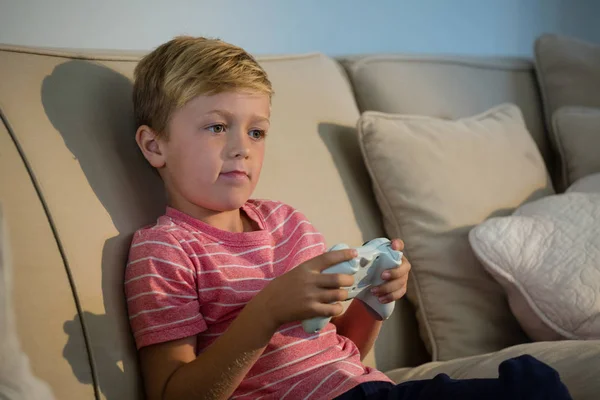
[[207, 124, 226, 134], [249, 129, 266, 140]]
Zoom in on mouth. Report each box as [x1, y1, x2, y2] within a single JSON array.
[[219, 170, 250, 181]]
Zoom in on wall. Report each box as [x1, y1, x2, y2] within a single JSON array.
[[1, 0, 599, 57]]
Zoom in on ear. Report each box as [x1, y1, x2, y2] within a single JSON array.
[[135, 125, 166, 168]]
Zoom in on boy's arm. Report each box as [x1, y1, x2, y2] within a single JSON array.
[[141, 298, 277, 400], [126, 229, 276, 400], [331, 300, 382, 360]]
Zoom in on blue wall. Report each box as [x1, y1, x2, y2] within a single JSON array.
[[1, 0, 599, 57]]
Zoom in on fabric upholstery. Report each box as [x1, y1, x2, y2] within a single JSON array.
[[357, 104, 554, 361], [386, 340, 600, 400], [340, 55, 553, 177], [534, 34, 600, 190], [552, 106, 600, 186]]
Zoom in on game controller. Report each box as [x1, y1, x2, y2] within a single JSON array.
[[302, 238, 403, 333]]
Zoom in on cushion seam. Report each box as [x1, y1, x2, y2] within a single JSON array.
[[349, 55, 533, 77], [0, 45, 324, 63], [551, 108, 574, 189]]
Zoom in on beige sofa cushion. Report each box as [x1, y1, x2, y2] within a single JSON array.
[[358, 104, 554, 361], [552, 106, 600, 186], [386, 340, 600, 400], [534, 34, 600, 190], [534, 34, 600, 123], [341, 55, 552, 176]]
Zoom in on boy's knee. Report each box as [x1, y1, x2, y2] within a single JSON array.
[[499, 355, 571, 399]]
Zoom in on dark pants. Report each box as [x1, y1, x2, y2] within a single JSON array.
[[335, 355, 572, 400]]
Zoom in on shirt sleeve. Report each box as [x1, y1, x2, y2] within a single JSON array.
[[124, 228, 206, 349]]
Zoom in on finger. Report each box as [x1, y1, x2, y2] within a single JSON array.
[[401, 255, 411, 268], [318, 288, 349, 303], [380, 266, 403, 281], [371, 277, 406, 296], [313, 249, 358, 272], [380, 257, 411, 280], [317, 273, 354, 288], [377, 287, 407, 304], [313, 302, 345, 318], [391, 239, 405, 251]]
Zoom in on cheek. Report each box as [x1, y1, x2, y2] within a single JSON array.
[[251, 146, 265, 180], [254, 144, 266, 166], [172, 143, 220, 181]]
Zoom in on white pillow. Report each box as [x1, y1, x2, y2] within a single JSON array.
[[469, 192, 600, 341]]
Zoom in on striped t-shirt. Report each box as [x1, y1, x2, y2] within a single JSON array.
[[125, 199, 393, 399]]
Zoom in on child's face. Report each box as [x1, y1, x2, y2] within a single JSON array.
[[157, 91, 270, 213]]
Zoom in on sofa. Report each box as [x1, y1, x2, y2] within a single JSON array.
[[1, 33, 599, 400]]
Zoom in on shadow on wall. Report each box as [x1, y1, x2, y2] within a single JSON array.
[[317, 122, 385, 244], [41, 60, 165, 399]]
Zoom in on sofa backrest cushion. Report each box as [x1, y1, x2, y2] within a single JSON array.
[[340, 55, 553, 181]]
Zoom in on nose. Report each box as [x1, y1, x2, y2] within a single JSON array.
[[226, 129, 250, 159]]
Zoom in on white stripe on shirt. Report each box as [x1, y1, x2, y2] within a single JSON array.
[[129, 305, 176, 320], [128, 256, 193, 273], [127, 291, 197, 302], [263, 203, 284, 220], [197, 286, 260, 294], [303, 369, 343, 400], [191, 245, 272, 259], [134, 314, 203, 335], [316, 372, 358, 400], [260, 330, 335, 358], [125, 273, 188, 285], [231, 351, 360, 398], [131, 240, 184, 251], [198, 242, 324, 274], [269, 210, 299, 234]]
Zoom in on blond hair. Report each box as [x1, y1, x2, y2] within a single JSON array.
[[133, 36, 273, 137]]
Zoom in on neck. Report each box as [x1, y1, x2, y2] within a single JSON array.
[[199, 208, 246, 233], [168, 198, 246, 234]]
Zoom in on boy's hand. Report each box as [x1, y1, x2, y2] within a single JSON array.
[[370, 239, 411, 304], [254, 249, 357, 331]]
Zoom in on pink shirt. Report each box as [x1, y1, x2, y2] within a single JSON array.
[[125, 199, 392, 399]]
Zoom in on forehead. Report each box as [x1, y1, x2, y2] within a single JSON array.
[[180, 91, 271, 117]]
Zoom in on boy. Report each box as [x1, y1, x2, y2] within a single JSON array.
[[125, 36, 571, 400]]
